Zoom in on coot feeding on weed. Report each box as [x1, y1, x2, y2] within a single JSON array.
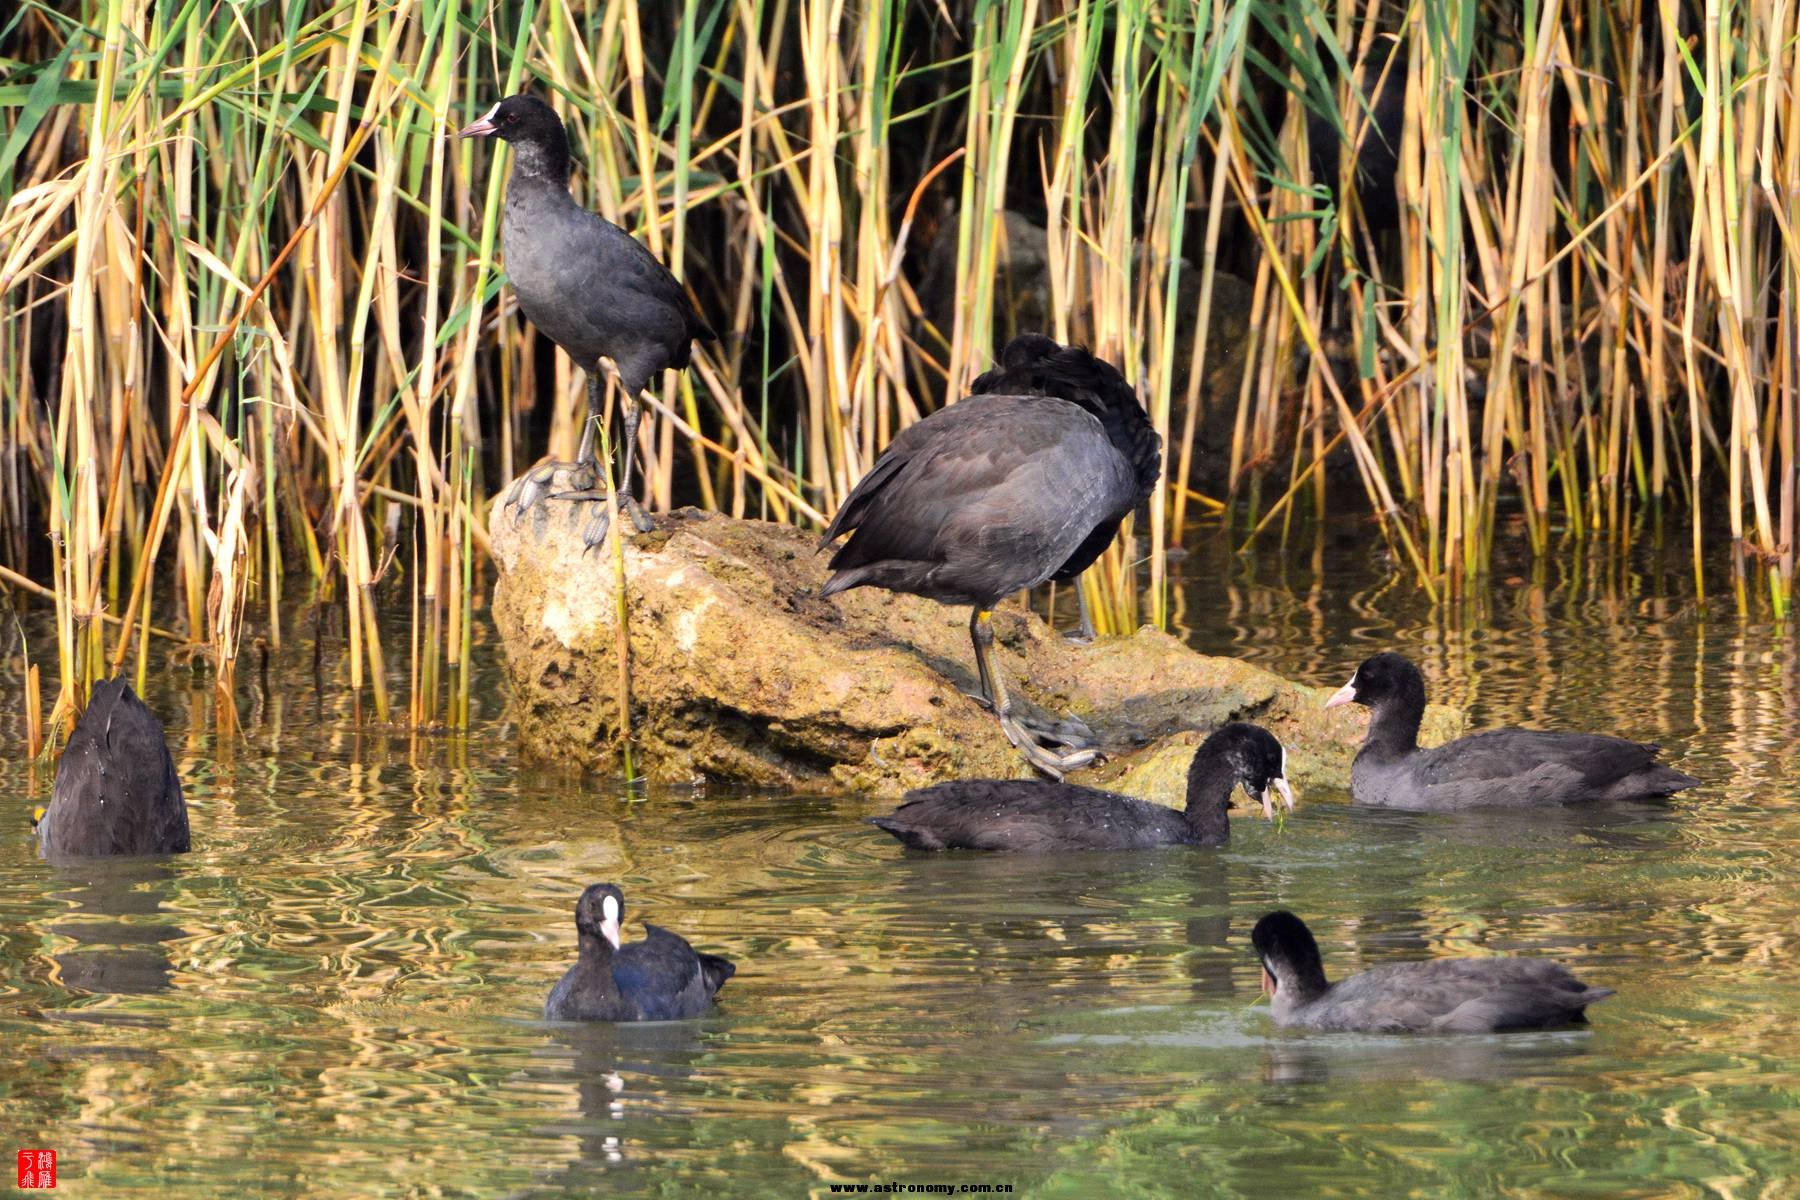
[[869, 723, 1292, 853], [1325, 651, 1698, 809], [820, 335, 1161, 778], [37, 678, 188, 858], [1252, 910, 1614, 1033], [460, 95, 715, 547], [545, 884, 735, 1022]]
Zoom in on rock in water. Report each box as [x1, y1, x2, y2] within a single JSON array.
[[488, 499, 1461, 798]]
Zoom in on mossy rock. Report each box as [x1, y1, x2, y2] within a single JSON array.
[[489, 499, 1461, 802]]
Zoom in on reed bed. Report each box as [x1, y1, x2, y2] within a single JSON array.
[[1, 0, 1795, 738]]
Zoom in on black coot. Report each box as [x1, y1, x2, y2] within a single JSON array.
[[459, 95, 715, 547], [869, 723, 1292, 853], [37, 678, 188, 858], [1326, 651, 1699, 809], [1252, 910, 1615, 1033], [544, 884, 735, 1022], [820, 335, 1162, 777]]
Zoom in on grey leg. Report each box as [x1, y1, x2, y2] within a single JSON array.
[[968, 608, 1098, 780], [504, 373, 604, 519], [1070, 582, 1098, 644], [506, 372, 614, 547], [617, 389, 654, 533]]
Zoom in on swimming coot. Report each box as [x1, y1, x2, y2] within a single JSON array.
[[37, 678, 188, 858], [1325, 651, 1699, 809], [869, 723, 1292, 853], [820, 335, 1162, 778], [544, 884, 736, 1022], [1252, 910, 1614, 1033], [459, 95, 715, 547]]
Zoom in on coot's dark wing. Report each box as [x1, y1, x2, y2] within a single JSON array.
[[41, 679, 188, 857], [1431, 980, 1614, 1032], [969, 338, 1162, 584], [504, 194, 711, 383], [613, 925, 725, 1019], [1408, 729, 1694, 805], [1319, 958, 1610, 1032], [870, 779, 1184, 852], [821, 393, 1134, 605], [582, 213, 716, 350]]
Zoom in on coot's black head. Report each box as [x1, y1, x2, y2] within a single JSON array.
[[1251, 910, 1328, 998], [457, 94, 566, 147], [1324, 651, 1427, 714], [573, 883, 625, 950], [1195, 722, 1295, 820], [995, 333, 1065, 370]]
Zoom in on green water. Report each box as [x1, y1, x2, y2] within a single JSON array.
[[2, 527, 1796, 1197]]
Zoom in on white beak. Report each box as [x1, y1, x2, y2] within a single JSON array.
[[1324, 678, 1358, 709], [1257, 777, 1297, 820]]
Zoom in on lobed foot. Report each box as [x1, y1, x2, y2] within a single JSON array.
[[505, 460, 597, 517], [624, 493, 655, 534], [551, 488, 655, 550], [961, 693, 1096, 752], [999, 711, 1099, 781], [1011, 708, 1096, 751]]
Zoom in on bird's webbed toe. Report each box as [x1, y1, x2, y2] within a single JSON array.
[[505, 460, 598, 517]]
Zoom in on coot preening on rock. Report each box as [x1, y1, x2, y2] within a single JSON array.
[[1325, 651, 1699, 809], [459, 95, 715, 547], [869, 722, 1292, 853], [820, 335, 1162, 778], [37, 678, 188, 858], [544, 884, 735, 1022], [1252, 910, 1614, 1033]]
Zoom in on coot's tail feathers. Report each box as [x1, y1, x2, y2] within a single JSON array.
[[867, 816, 946, 852], [820, 453, 908, 541], [698, 953, 736, 994], [819, 560, 938, 599]]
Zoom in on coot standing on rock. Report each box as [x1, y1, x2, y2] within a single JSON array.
[[1325, 651, 1699, 809], [459, 95, 715, 547], [1252, 910, 1615, 1033], [37, 678, 188, 858], [870, 723, 1293, 853], [545, 884, 736, 1022], [820, 335, 1162, 778]]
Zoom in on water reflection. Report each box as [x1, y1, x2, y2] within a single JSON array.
[[45, 858, 182, 1001], [1257, 1028, 1602, 1087], [527, 1022, 715, 1191]]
